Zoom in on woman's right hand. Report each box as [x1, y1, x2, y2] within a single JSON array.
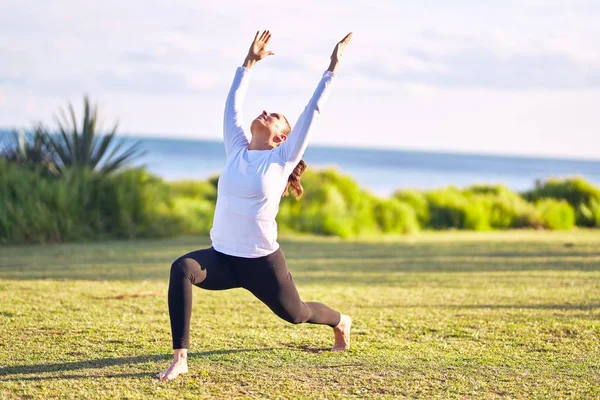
[[243, 30, 274, 69]]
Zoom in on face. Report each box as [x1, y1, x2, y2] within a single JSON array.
[[250, 110, 289, 143]]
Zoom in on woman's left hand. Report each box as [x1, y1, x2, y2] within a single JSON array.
[[330, 32, 352, 64], [328, 32, 352, 73]]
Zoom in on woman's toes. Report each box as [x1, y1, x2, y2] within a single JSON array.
[[157, 361, 188, 381], [332, 314, 352, 351]]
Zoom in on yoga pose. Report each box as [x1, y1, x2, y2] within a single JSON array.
[[158, 30, 353, 381]]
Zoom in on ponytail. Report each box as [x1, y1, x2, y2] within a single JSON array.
[[283, 160, 307, 200], [277, 114, 306, 200]]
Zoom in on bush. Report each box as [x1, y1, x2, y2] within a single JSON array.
[[0, 127, 58, 174], [393, 190, 429, 227], [535, 199, 576, 230], [0, 161, 179, 243], [421, 185, 549, 231], [2, 160, 598, 244], [169, 180, 217, 202], [373, 198, 419, 234], [278, 168, 380, 237], [523, 177, 600, 226], [578, 199, 600, 228], [167, 179, 217, 235], [463, 185, 542, 229], [425, 188, 490, 230], [97, 168, 179, 238], [170, 197, 215, 235]]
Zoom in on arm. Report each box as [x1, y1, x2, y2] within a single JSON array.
[[223, 31, 275, 157], [276, 71, 336, 168], [277, 32, 353, 170], [223, 68, 251, 157]]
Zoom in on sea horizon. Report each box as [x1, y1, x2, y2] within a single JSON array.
[[3, 129, 600, 196]]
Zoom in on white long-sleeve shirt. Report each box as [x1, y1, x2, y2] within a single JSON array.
[[210, 66, 336, 257]]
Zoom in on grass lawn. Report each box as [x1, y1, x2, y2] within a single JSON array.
[[0, 231, 599, 399]]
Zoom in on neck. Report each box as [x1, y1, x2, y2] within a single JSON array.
[[248, 137, 276, 151]]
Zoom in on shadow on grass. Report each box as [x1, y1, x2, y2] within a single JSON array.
[[284, 343, 330, 354], [360, 303, 600, 310], [1, 237, 599, 281], [0, 348, 275, 379], [4, 372, 153, 381]]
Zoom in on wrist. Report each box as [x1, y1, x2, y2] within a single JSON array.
[[243, 56, 258, 69], [327, 59, 339, 73]]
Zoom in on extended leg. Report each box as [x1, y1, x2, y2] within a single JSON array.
[[235, 248, 351, 349], [168, 247, 239, 349], [159, 247, 238, 380]]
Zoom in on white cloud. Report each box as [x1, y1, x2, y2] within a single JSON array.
[[186, 72, 220, 90], [0, 0, 598, 158], [25, 98, 38, 114]]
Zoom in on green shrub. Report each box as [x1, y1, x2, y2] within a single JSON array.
[[320, 185, 355, 238], [169, 180, 217, 202], [463, 184, 510, 196], [523, 177, 600, 226], [535, 199, 575, 230], [97, 168, 179, 238], [463, 185, 542, 229], [577, 199, 600, 227], [0, 127, 58, 174], [425, 188, 490, 230], [0, 162, 179, 244], [2, 159, 597, 244], [170, 197, 215, 235], [373, 199, 419, 234], [1, 160, 70, 243], [278, 168, 379, 237], [393, 190, 429, 227]]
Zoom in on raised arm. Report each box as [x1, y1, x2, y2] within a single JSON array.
[[277, 33, 352, 170], [223, 31, 275, 157]]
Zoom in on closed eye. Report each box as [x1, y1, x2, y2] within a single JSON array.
[[272, 113, 280, 120]]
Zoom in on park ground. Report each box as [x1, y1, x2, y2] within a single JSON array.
[[0, 231, 599, 399]]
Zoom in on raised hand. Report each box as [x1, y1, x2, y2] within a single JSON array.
[[328, 32, 353, 73], [243, 30, 274, 69]]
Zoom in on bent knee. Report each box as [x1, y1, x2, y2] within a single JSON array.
[[282, 310, 309, 325], [170, 257, 201, 280], [170, 258, 185, 276]]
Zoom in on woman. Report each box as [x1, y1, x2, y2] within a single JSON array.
[[158, 30, 353, 381]]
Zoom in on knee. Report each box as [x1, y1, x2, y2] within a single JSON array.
[[170, 257, 199, 280], [282, 308, 310, 325], [170, 258, 185, 277], [289, 315, 306, 325]]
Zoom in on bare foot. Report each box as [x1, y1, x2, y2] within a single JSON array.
[[156, 357, 188, 380], [332, 314, 352, 351]]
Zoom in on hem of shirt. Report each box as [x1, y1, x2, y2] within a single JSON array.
[[212, 241, 280, 258]]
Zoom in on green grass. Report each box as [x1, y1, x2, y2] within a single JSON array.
[[1, 230, 599, 399]]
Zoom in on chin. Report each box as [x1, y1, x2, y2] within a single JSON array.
[[250, 121, 266, 136]]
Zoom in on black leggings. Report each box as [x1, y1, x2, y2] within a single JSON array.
[[168, 247, 341, 349]]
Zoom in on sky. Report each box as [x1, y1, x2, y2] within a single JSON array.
[[1, 0, 599, 159]]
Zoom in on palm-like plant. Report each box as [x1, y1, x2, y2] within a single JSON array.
[[48, 96, 146, 174]]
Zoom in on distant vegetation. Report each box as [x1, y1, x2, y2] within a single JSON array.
[[0, 96, 145, 176], [1, 156, 599, 244], [2, 96, 599, 244]]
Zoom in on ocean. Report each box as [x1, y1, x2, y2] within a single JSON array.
[[123, 136, 600, 196], [2, 128, 599, 196]]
